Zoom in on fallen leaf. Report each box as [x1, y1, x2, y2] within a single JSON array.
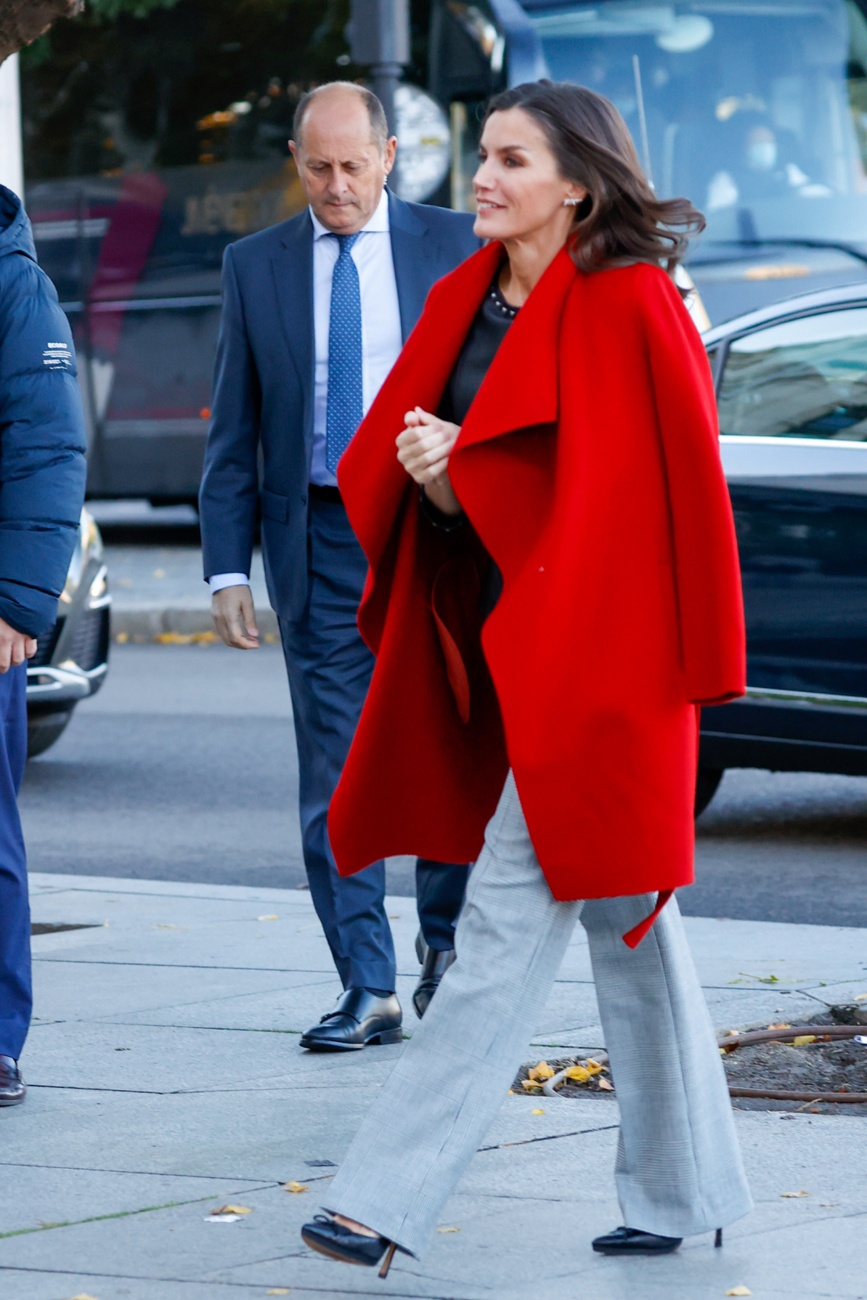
[[282, 1181, 309, 1194], [780, 1190, 810, 1198], [531, 1107, 545, 1115], [115, 631, 129, 644], [563, 1059, 605, 1084], [266, 1289, 290, 1294], [264, 633, 278, 644], [767, 1023, 791, 1030], [257, 914, 279, 922], [597, 1078, 615, 1091], [725, 1288, 752, 1297], [793, 1034, 817, 1046], [436, 1225, 461, 1233], [855, 993, 867, 1001], [528, 1061, 555, 1081], [521, 1078, 543, 1092], [211, 1204, 252, 1215]]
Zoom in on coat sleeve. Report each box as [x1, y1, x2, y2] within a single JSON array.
[[198, 244, 262, 581], [640, 266, 746, 705], [0, 255, 87, 638]]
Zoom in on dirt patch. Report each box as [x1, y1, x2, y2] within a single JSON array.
[[515, 1009, 867, 1114]]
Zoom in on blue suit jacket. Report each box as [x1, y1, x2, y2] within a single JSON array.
[[199, 193, 479, 620]]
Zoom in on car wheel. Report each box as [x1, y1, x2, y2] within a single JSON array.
[[26, 710, 73, 759], [695, 766, 724, 817]]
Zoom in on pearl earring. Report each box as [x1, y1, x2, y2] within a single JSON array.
[[563, 197, 580, 207]]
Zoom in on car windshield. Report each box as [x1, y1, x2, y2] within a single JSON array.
[[523, 0, 867, 251]]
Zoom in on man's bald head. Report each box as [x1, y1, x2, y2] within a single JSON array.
[[292, 82, 389, 153]]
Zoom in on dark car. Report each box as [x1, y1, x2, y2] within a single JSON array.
[[26, 508, 110, 757], [697, 282, 867, 813]]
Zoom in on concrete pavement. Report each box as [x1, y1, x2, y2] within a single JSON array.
[[1, 872, 865, 1299]]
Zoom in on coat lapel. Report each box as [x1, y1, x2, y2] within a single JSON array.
[[271, 210, 315, 404], [455, 247, 577, 453]]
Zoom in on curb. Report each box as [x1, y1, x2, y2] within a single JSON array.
[[111, 606, 280, 641]]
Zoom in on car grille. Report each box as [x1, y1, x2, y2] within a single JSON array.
[[30, 621, 63, 668], [69, 606, 110, 673]]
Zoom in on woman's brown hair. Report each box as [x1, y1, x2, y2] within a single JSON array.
[[484, 80, 704, 287]]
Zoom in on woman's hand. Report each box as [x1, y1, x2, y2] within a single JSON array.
[[396, 407, 463, 516]]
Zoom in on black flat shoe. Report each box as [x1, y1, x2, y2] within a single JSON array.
[[412, 947, 456, 1019], [299, 988, 402, 1051], [592, 1226, 683, 1255], [0, 1056, 25, 1107], [301, 1214, 400, 1277]]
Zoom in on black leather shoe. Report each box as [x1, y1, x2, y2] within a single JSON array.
[[301, 1214, 401, 1277], [299, 988, 402, 1051], [412, 947, 456, 1018], [0, 1056, 26, 1106], [592, 1226, 683, 1255]]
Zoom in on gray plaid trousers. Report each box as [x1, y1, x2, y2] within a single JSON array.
[[324, 772, 752, 1259]]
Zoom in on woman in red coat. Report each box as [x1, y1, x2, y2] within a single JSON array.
[[301, 80, 753, 1277]]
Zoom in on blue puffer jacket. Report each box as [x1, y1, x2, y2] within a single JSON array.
[[0, 185, 86, 638]]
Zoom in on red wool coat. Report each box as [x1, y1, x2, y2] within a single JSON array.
[[331, 241, 745, 944]]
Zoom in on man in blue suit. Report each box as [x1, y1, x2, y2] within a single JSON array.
[[199, 83, 478, 1050], [0, 185, 87, 1106]]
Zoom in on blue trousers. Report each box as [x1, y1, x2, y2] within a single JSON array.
[[0, 666, 30, 1060], [279, 498, 468, 992]]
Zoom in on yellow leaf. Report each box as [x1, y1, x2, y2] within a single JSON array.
[[725, 1288, 752, 1297], [436, 1226, 461, 1233], [780, 1190, 810, 1198], [597, 1078, 615, 1091], [564, 1065, 591, 1082], [767, 1023, 791, 1030], [257, 914, 279, 922], [212, 1204, 252, 1215], [266, 1289, 291, 1294], [793, 1035, 817, 1046], [854, 993, 867, 1001], [115, 631, 129, 644], [528, 1061, 555, 1081], [282, 1181, 308, 1194], [521, 1078, 543, 1092], [531, 1107, 545, 1115]]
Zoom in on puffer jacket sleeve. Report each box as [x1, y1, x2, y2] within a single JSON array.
[[640, 264, 746, 705], [0, 253, 87, 638]]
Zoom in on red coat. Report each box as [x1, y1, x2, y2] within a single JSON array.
[[331, 242, 745, 945]]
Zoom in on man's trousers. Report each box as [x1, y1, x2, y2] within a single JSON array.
[[324, 771, 753, 1259], [279, 495, 468, 992], [0, 665, 31, 1060]]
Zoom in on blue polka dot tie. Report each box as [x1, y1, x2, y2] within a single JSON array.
[[326, 232, 363, 474]]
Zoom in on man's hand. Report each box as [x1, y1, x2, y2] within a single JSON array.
[[397, 407, 463, 516], [211, 585, 260, 649], [0, 618, 37, 673]]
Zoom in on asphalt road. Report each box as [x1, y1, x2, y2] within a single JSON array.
[[21, 644, 867, 926]]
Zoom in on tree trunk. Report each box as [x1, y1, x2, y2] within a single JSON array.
[[0, 0, 84, 65]]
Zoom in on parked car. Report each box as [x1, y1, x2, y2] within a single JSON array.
[[26, 508, 110, 757], [697, 282, 867, 813]]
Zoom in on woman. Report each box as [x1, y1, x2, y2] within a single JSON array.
[[300, 79, 753, 1278]]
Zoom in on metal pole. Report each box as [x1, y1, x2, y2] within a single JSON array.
[[347, 0, 410, 139]]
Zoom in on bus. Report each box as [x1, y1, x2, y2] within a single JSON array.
[[14, 0, 867, 500]]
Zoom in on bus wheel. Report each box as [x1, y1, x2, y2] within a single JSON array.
[[695, 766, 724, 817]]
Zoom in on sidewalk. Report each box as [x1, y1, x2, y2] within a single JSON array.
[[1, 874, 864, 1300]]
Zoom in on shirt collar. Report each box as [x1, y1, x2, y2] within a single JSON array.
[[309, 187, 390, 241]]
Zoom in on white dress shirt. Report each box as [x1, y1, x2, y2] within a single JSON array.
[[209, 189, 403, 593]]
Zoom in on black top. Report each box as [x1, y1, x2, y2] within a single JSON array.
[[439, 277, 519, 426]]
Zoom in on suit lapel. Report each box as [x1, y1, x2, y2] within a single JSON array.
[[271, 210, 315, 403], [388, 193, 438, 341]]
